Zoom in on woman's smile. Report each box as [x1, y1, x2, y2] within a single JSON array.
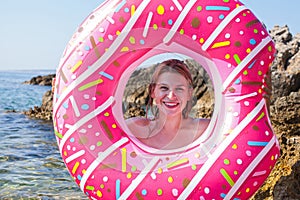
[[163, 101, 180, 109]]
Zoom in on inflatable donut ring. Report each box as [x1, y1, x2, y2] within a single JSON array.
[[53, 0, 280, 199]]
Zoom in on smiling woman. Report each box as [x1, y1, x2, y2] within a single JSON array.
[[125, 59, 210, 149]]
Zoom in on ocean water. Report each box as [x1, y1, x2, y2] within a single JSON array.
[[0, 70, 87, 199]]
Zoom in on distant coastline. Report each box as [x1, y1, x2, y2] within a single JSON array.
[[22, 73, 55, 86], [0, 68, 55, 73]]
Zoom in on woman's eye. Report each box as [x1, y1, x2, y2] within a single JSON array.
[[160, 86, 168, 91], [176, 88, 184, 92]]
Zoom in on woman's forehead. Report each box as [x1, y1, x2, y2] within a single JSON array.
[[157, 72, 189, 82], [156, 73, 190, 87]]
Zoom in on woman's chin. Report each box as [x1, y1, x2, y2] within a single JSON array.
[[161, 103, 183, 116]]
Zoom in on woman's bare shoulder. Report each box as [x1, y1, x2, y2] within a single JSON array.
[[196, 118, 210, 126], [190, 118, 210, 138], [126, 117, 150, 126], [125, 117, 151, 138], [188, 117, 210, 126]]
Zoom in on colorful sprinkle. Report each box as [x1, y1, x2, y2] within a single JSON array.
[[121, 148, 127, 172], [220, 168, 235, 187], [72, 161, 80, 174], [232, 144, 238, 149], [157, 188, 163, 196], [224, 159, 230, 165], [167, 158, 189, 169], [97, 190, 103, 197], [99, 71, 114, 80], [116, 179, 121, 199], [90, 36, 100, 58], [140, 39, 145, 45], [204, 187, 210, 194], [71, 60, 83, 73], [253, 170, 267, 177], [129, 36, 136, 44], [206, 6, 230, 11], [54, 130, 63, 139], [100, 120, 113, 140], [247, 141, 269, 147], [172, 188, 179, 196], [246, 19, 259, 28], [219, 14, 225, 19], [78, 79, 103, 91], [250, 38, 257, 45], [237, 159, 243, 165], [234, 54, 241, 64], [256, 112, 265, 122], [131, 5, 135, 16], [81, 104, 89, 110], [86, 185, 95, 191], [141, 189, 147, 196], [212, 41, 231, 49], [192, 17, 200, 28], [157, 5, 165, 15]]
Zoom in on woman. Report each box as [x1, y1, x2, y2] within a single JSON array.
[[126, 59, 210, 150]]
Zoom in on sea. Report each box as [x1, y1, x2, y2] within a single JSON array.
[[0, 70, 88, 199]]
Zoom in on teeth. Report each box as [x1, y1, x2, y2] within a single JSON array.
[[164, 102, 178, 107]]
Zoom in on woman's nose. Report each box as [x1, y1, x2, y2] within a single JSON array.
[[167, 90, 176, 99]]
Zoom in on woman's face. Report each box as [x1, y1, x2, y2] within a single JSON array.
[[152, 71, 192, 117]]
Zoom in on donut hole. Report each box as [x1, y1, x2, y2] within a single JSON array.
[[120, 53, 215, 150], [122, 58, 214, 120]]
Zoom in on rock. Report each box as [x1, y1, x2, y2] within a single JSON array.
[[273, 161, 300, 199], [5, 109, 17, 113], [271, 91, 300, 124], [123, 103, 146, 119], [250, 25, 300, 199], [23, 74, 55, 86], [23, 90, 53, 120], [270, 25, 300, 102]]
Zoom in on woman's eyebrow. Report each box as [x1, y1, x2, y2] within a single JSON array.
[[156, 83, 168, 86], [157, 83, 187, 87]]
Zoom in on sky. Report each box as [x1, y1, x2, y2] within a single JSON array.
[[0, 0, 299, 70]]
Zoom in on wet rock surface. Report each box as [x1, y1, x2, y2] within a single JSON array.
[[23, 74, 55, 86], [23, 90, 53, 121], [24, 25, 300, 199]]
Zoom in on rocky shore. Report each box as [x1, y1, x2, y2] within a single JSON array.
[[24, 26, 299, 199], [22, 74, 54, 120], [254, 25, 300, 199]]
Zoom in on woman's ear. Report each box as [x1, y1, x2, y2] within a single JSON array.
[[151, 92, 155, 99], [149, 83, 156, 98], [188, 87, 193, 100]]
